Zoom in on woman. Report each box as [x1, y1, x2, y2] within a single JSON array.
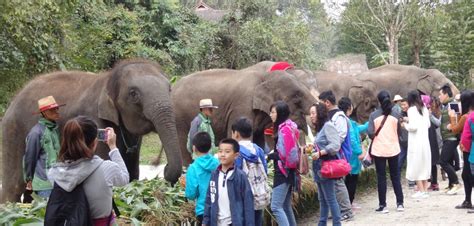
[[403, 91, 431, 198], [48, 116, 129, 225], [423, 95, 442, 191], [310, 103, 341, 226], [368, 90, 404, 213], [338, 97, 368, 206], [450, 91, 474, 209], [268, 101, 297, 226], [460, 91, 474, 213]]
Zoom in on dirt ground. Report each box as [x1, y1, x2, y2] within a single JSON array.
[[298, 171, 474, 226]]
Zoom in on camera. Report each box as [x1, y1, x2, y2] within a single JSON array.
[[97, 129, 108, 142]]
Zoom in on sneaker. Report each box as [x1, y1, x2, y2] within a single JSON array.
[[443, 185, 452, 193], [428, 183, 439, 191], [352, 203, 362, 210], [375, 206, 389, 213], [411, 191, 424, 199], [397, 204, 405, 212], [468, 209, 474, 214], [455, 201, 472, 209], [421, 192, 429, 199], [341, 214, 354, 221], [447, 184, 461, 195]]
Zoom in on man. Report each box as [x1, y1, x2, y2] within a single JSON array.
[[438, 84, 461, 195], [24, 96, 64, 199], [319, 90, 354, 221], [393, 94, 403, 112], [187, 99, 218, 157], [396, 98, 416, 188]]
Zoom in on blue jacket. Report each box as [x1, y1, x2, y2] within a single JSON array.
[[348, 120, 368, 175], [235, 141, 267, 174], [203, 166, 255, 226], [185, 154, 219, 216]]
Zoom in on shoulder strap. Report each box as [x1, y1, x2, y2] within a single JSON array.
[[374, 115, 389, 137]]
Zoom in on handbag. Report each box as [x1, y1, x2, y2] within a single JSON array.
[[316, 145, 351, 179], [363, 115, 388, 167], [298, 147, 309, 175]]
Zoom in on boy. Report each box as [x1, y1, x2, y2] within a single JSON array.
[[185, 132, 219, 225], [203, 138, 255, 226], [231, 117, 268, 226]]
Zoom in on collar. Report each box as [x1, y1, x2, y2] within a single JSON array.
[[218, 165, 235, 174]]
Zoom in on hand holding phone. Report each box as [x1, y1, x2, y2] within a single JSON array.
[[448, 103, 460, 114], [97, 129, 108, 142]]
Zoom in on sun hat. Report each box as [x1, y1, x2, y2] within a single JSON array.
[[269, 61, 294, 72], [199, 99, 218, 109], [393, 94, 403, 102], [37, 96, 65, 113]]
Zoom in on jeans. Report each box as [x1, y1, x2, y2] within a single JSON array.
[[271, 183, 296, 226], [374, 155, 404, 207], [255, 209, 263, 226], [345, 174, 359, 204], [431, 164, 438, 185], [335, 178, 352, 216], [440, 140, 460, 186], [317, 179, 341, 226], [36, 189, 52, 199], [462, 152, 473, 203], [398, 145, 408, 176]]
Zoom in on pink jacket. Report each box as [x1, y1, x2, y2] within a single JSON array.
[[460, 112, 474, 152]]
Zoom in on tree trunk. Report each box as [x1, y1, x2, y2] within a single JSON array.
[[412, 31, 421, 67]]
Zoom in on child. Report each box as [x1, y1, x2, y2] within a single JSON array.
[[231, 117, 268, 226], [203, 138, 255, 226], [185, 132, 219, 225]]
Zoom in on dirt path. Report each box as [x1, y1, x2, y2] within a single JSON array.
[[298, 171, 474, 225]]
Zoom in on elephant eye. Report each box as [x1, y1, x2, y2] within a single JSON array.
[[129, 89, 140, 103]]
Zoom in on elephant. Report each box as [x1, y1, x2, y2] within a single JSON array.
[[247, 61, 379, 123], [355, 64, 460, 98], [1, 59, 182, 203], [172, 67, 317, 165]]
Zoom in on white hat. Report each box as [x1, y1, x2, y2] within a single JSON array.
[[393, 95, 403, 102], [199, 99, 218, 109]]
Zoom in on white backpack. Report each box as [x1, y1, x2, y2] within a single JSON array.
[[242, 156, 271, 210]]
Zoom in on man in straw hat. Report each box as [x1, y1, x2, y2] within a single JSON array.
[[23, 96, 65, 199], [187, 99, 218, 157]]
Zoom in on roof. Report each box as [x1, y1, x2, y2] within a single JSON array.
[[194, 0, 228, 22]]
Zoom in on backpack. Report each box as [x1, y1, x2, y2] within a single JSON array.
[[241, 145, 271, 210], [277, 121, 300, 169], [331, 111, 353, 162], [44, 182, 93, 226]]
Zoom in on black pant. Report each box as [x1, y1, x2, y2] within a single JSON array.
[[196, 215, 203, 226], [439, 140, 460, 186], [431, 164, 438, 185], [462, 152, 473, 203], [374, 155, 404, 207], [345, 174, 359, 204]]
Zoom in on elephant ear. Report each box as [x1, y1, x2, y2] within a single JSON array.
[[98, 88, 119, 126], [417, 74, 433, 96], [253, 79, 274, 115]]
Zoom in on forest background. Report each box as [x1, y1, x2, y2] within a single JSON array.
[[0, 0, 472, 115]]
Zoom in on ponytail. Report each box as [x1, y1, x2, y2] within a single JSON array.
[[377, 90, 393, 116], [58, 116, 97, 162]]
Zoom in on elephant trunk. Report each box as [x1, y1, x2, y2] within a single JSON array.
[[144, 102, 182, 184]]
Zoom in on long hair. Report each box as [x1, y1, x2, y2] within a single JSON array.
[[314, 104, 328, 132], [430, 95, 441, 117], [58, 116, 98, 162], [407, 90, 424, 115], [460, 90, 472, 115], [377, 90, 393, 116], [270, 101, 290, 148]]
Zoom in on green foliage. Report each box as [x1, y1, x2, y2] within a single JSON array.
[[0, 194, 46, 225]]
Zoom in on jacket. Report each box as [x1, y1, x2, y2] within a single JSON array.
[[185, 154, 219, 216], [48, 149, 129, 219], [440, 100, 458, 140], [235, 141, 267, 174], [187, 113, 217, 155], [275, 119, 299, 177], [313, 122, 341, 182], [461, 112, 474, 153], [203, 166, 255, 226], [348, 120, 368, 175], [367, 106, 401, 157]]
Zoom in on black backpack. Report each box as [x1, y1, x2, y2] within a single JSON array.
[[44, 182, 93, 226]]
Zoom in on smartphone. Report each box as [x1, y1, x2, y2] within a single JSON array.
[[448, 103, 461, 114], [97, 129, 108, 142]]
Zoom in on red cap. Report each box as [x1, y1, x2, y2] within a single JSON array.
[[269, 61, 294, 72]]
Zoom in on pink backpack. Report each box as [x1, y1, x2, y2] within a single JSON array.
[[276, 120, 300, 175]]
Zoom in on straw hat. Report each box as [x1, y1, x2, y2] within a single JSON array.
[[37, 96, 65, 113], [199, 99, 218, 109]]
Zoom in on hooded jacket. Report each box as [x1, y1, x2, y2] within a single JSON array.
[[203, 166, 255, 226], [48, 149, 129, 219], [234, 140, 267, 174], [185, 153, 219, 216]]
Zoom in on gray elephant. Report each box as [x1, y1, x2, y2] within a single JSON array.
[[248, 61, 378, 123], [356, 64, 460, 98], [172, 67, 317, 164], [1, 59, 182, 203]]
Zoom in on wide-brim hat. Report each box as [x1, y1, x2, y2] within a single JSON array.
[[37, 96, 65, 113], [199, 99, 218, 109], [393, 94, 403, 102]]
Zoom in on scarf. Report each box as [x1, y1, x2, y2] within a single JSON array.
[[32, 117, 60, 190]]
